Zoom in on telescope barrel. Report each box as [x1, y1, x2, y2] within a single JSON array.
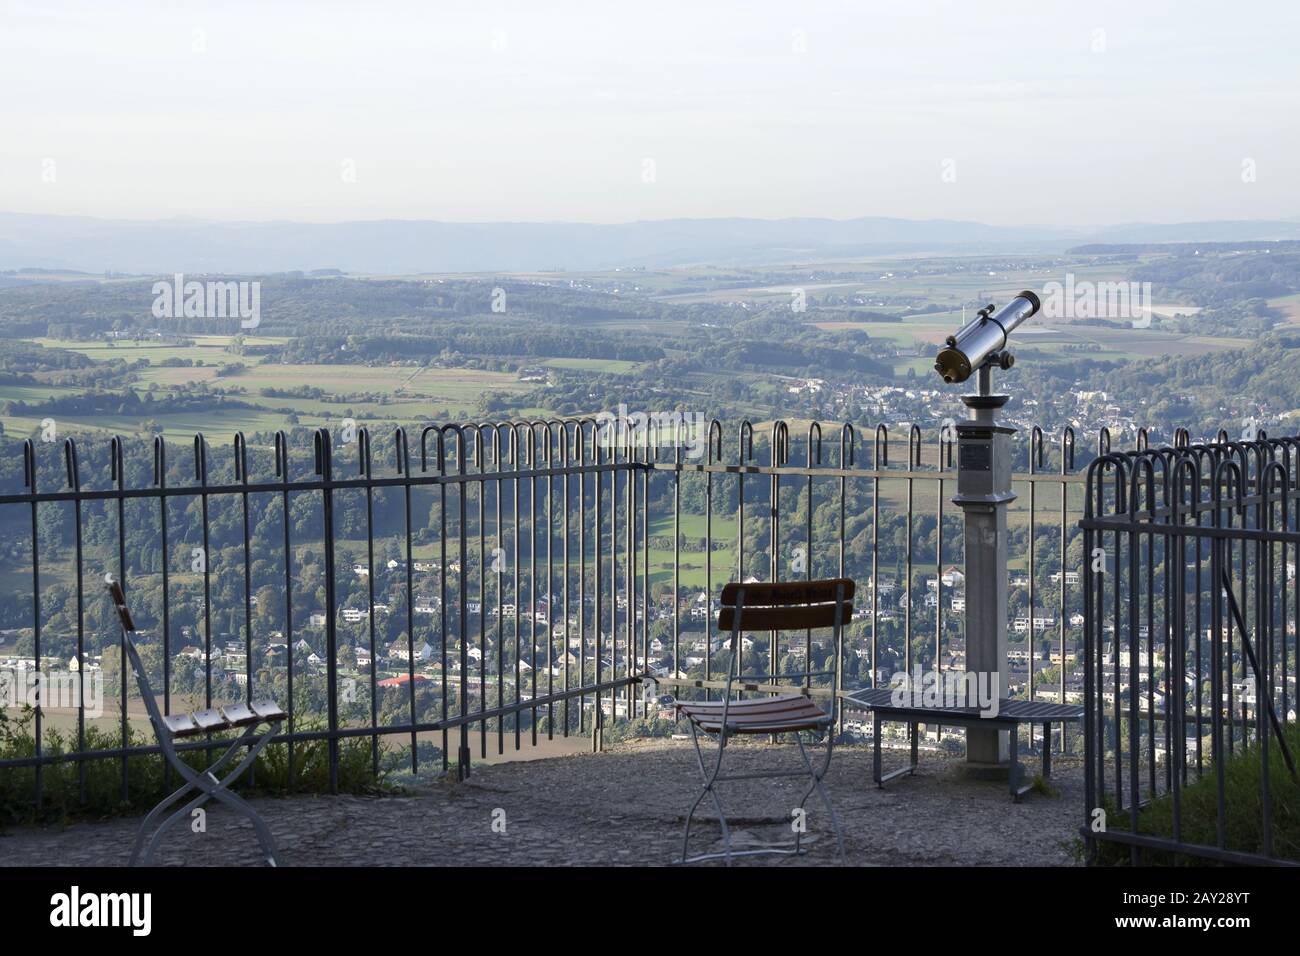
[[934, 290, 1040, 384]]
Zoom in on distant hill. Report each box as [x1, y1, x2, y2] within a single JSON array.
[[1, 211, 1299, 275]]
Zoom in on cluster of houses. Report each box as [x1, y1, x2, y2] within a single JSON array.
[[790, 377, 1270, 454]]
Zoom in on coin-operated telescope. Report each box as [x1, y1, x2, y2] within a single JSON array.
[[934, 291, 1040, 388], [934, 290, 1041, 775]]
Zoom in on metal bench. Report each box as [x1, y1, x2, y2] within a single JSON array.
[[843, 687, 1082, 801], [106, 578, 286, 866], [675, 578, 853, 865]]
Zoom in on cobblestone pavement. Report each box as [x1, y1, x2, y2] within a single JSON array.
[[0, 740, 1084, 866]]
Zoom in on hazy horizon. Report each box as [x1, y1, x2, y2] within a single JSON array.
[[3, 208, 1299, 230], [3, 0, 1298, 227]]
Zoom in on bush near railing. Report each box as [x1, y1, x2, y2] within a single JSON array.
[[0, 705, 392, 828], [1085, 724, 1300, 866]]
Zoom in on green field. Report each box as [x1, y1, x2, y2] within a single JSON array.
[[2, 335, 547, 440], [541, 357, 642, 375]]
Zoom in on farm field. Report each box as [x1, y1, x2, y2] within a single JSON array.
[[27, 335, 291, 364], [1270, 292, 1300, 324], [540, 357, 642, 375], [2, 334, 549, 440]]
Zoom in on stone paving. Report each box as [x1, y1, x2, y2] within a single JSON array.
[[0, 739, 1084, 866]]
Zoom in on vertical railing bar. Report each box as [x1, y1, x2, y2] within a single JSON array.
[[236, 435, 253, 709], [111, 438, 128, 801], [360, 430, 379, 777], [276, 433, 296, 789], [673, 435, 681, 695], [1127, 471, 1141, 862], [1146, 476, 1157, 797], [593, 429, 603, 751], [934, 431, 943, 740], [401, 431, 418, 774], [1059, 432, 1071, 755], [737, 423, 748, 681], [1082, 468, 1095, 861], [577, 426, 587, 735], [530, 431, 540, 746], [806, 427, 816, 689], [195, 437, 214, 773], [1211, 471, 1227, 848], [478, 438, 488, 758], [1258, 463, 1273, 857], [705, 427, 715, 700], [66, 439, 87, 803], [607, 435, 616, 736], [625, 430, 635, 721], [545, 429, 555, 738], [24, 443, 44, 807], [437, 438, 449, 771], [156, 438, 173, 791], [513, 429, 523, 751], [1028, 435, 1037, 721], [457, 436, 470, 777], [1113, 490, 1124, 815], [770, 423, 784, 710], [315, 430, 340, 793], [394, 429, 411, 776], [1171, 461, 1186, 841], [871, 428, 884, 690], [563, 428, 572, 735], [837, 427, 850, 731], [496, 428, 507, 754], [1195, 458, 1205, 777], [640, 439, 650, 720], [905, 426, 917, 751]]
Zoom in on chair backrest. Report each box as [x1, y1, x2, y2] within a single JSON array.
[[717, 578, 855, 633], [106, 579, 167, 732]]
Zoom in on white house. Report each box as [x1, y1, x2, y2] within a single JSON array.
[[388, 640, 434, 663]]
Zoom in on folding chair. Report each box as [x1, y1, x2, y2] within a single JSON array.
[[106, 579, 286, 867], [676, 577, 852, 865]]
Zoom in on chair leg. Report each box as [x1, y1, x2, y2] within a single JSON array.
[[134, 723, 280, 866], [138, 791, 211, 866], [207, 784, 279, 865], [794, 731, 846, 864], [130, 779, 198, 865], [680, 720, 732, 865]]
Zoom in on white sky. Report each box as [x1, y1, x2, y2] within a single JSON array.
[[1, 0, 1297, 225]]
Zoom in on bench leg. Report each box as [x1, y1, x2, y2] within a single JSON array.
[[873, 713, 918, 787], [1009, 726, 1039, 801], [873, 712, 882, 787], [1009, 727, 1020, 800]]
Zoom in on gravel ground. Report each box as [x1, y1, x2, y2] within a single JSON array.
[[0, 739, 1085, 866]]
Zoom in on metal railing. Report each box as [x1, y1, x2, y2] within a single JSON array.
[[1080, 431, 1300, 865], [0, 417, 1096, 810]]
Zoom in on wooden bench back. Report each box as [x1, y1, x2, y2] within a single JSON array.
[[717, 578, 854, 632]]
